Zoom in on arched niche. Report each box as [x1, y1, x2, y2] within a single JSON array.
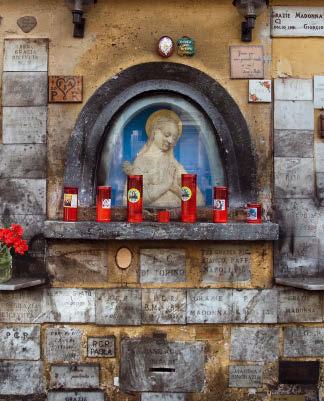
[[64, 62, 257, 207]]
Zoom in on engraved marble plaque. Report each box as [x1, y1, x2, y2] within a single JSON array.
[[201, 246, 251, 283], [315, 142, 324, 172], [230, 327, 279, 361], [314, 76, 324, 109], [0, 291, 43, 323], [45, 328, 83, 362], [274, 78, 313, 101], [140, 249, 186, 283], [274, 130, 314, 158], [229, 365, 263, 388], [4, 39, 48, 72], [274, 101, 314, 130], [87, 336, 115, 358], [49, 76, 83, 103], [142, 394, 186, 401], [48, 392, 104, 401], [0, 326, 40, 360], [230, 46, 264, 79], [142, 289, 186, 324], [278, 290, 322, 322], [284, 327, 324, 357], [96, 289, 141, 325], [50, 364, 99, 389]]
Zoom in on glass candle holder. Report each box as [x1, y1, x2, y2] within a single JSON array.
[[181, 174, 197, 223], [246, 203, 262, 224], [127, 175, 143, 223], [157, 210, 170, 223], [96, 186, 111, 222], [63, 187, 78, 222], [213, 186, 228, 223]]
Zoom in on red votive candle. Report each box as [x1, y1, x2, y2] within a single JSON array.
[[246, 203, 262, 224], [181, 174, 197, 223], [213, 186, 228, 223], [127, 175, 143, 223], [157, 210, 170, 223], [63, 187, 78, 222], [96, 186, 111, 222]]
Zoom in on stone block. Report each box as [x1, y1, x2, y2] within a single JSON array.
[[142, 395, 186, 401], [230, 327, 279, 361], [47, 392, 104, 401], [0, 291, 43, 323], [2, 107, 47, 144], [96, 289, 141, 325], [228, 365, 263, 388], [315, 142, 324, 172], [50, 364, 99, 389], [274, 79, 313, 101], [4, 39, 48, 72], [284, 327, 324, 357], [45, 327, 83, 362], [2, 72, 47, 107], [0, 326, 40, 360], [274, 130, 314, 158], [142, 289, 186, 324], [274, 101, 314, 130], [87, 336, 115, 358], [278, 290, 322, 322]]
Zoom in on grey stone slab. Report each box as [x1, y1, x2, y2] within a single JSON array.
[[0, 326, 40, 360], [96, 289, 141, 325], [284, 327, 324, 357], [317, 172, 324, 200], [4, 39, 48, 72], [0, 277, 45, 291], [142, 394, 186, 401], [201, 246, 251, 283], [140, 248, 186, 284], [142, 289, 186, 325], [0, 361, 44, 395], [228, 365, 263, 388], [47, 392, 104, 401], [2, 107, 47, 144], [315, 142, 324, 172], [45, 328, 83, 362], [278, 290, 322, 322], [274, 157, 314, 198], [120, 337, 204, 392], [50, 364, 99, 389], [274, 130, 314, 158], [87, 336, 115, 358], [275, 276, 324, 290], [0, 291, 43, 323], [43, 289, 95, 323], [2, 72, 47, 107], [274, 78, 313, 101], [0, 144, 46, 179], [0, 214, 44, 240], [0, 179, 46, 215], [274, 101, 314, 130], [230, 327, 279, 361], [314, 75, 324, 109]]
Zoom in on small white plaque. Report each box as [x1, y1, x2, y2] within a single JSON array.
[[249, 80, 272, 103], [4, 39, 48, 72], [314, 76, 324, 109]]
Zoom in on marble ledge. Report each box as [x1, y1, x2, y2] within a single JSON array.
[[0, 277, 46, 291], [275, 277, 324, 291], [44, 221, 279, 241]]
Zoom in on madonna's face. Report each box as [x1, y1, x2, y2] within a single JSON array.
[[152, 120, 179, 152]]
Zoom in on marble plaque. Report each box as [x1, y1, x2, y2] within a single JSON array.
[[49, 76, 83, 103], [278, 290, 322, 322], [0, 291, 43, 323], [317, 172, 324, 200], [315, 142, 324, 172], [230, 46, 264, 79], [249, 80, 272, 102], [43, 289, 95, 323], [142, 394, 186, 401], [3, 107, 47, 144], [274, 79, 313, 101], [48, 392, 104, 401], [4, 39, 48, 72], [45, 328, 83, 362], [314, 76, 324, 108], [201, 246, 251, 283], [229, 365, 263, 388], [50, 364, 99, 389], [274, 157, 314, 198], [17, 16, 37, 33], [274, 130, 314, 158], [271, 7, 324, 37], [284, 327, 324, 357], [87, 336, 115, 358], [96, 289, 141, 325], [230, 327, 279, 361], [142, 289, 186, 324], [0, 361, 44, 395], [140, 249, 186, 283], [274, 101, 314, 130], [0, 326, 40, 360]]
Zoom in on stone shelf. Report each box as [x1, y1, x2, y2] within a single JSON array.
[[44, 221, 279, 241], [275, 277, 324, 291], [0, 277, 46, 291]]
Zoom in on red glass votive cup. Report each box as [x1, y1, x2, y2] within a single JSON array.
[[157, 210, 170, 223], [246, 203, 262, 224], [213, 186, 228, 223], [63, 186, 78, 222], [96, 186, 111, 222], [127, 175, 143, 223], [181, 174, 197, 223]]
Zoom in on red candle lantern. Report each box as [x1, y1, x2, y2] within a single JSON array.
[[63, 186, 78, 222], [181, 174, 197, 223], [213, 186, 228, 223], [157, 210, 170, 223], [127, 175, 143, 223], [246, 203, 262, 224], [96, 186, 111, 222]]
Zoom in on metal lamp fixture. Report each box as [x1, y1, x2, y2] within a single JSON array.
[[65, 0, 97, 38], [233, 0, 269, 42]]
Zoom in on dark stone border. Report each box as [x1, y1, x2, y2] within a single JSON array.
[[64, 62, 257, 206]]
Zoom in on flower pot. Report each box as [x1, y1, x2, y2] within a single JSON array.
[[0, 251, 12, 283]]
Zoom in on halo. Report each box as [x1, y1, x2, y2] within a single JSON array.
[[145, 109, 183, 138]]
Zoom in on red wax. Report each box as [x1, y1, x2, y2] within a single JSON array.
[[157, 210, 170, 223], [127, 175, 143, 223], [246, 203, 262, 224], [181, 174, 197, 223], [63, 187, 78, 222], [96, 186, 111, 222], [213, 186, 228, 223]]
